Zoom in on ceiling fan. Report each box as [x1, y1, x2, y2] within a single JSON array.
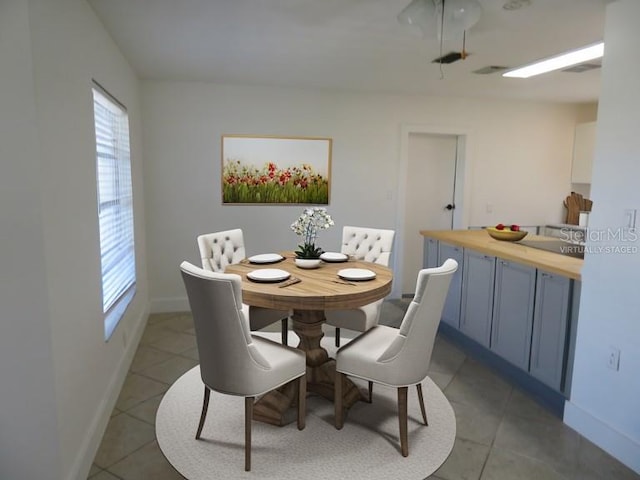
[[397, 0, 482, 42], [397, 0, 483, 66]]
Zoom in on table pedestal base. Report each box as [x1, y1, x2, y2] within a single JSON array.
[[253, 309, 364, 426]]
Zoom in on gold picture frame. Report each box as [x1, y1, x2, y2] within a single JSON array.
[[221, 135, 332, 205]]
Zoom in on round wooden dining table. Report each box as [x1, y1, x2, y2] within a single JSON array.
[[226, 253, 393, 426]]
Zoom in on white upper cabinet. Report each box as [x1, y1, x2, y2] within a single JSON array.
[[571, 122, 596, 184]]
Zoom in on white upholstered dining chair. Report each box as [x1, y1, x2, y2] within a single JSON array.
[[324, 226, 395, 347], [197, 229, 290, 344], [180, 261, 306, 471], [334, 259, 458, 457]]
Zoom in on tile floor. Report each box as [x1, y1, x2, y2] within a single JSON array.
[[88, 300, 639, 480]]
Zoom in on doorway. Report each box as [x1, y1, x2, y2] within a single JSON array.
[[401, 133, 458, 294], [393, 125, 470, 298]]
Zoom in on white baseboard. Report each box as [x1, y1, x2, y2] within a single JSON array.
[[564, 400, 640, 474], [67, 302, 150, 480], [150, 296, 189, 313]]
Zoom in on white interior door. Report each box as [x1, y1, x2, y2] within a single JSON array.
[[402, 133, 458, 295]]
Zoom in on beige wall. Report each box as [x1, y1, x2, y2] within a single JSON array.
[[0, 0, 149, 478], [564, 0, 640, 472], [575, 102, 599, 123], [141, 81, 586, 310], [0, 1, 61, 478]]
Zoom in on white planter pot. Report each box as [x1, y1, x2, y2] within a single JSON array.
[[294, 258, 321, 269]]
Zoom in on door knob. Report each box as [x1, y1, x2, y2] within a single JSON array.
[[445, 204, 455, 211]]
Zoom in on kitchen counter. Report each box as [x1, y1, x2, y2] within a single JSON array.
[[422, 229, 582, 412], [545, 223, 587, 230], [420, 230, 583, 280]]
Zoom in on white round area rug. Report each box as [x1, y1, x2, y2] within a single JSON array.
[[156, 333, 455, 480]]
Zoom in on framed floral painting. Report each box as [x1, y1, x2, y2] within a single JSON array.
[[221, 135, 332, 205]]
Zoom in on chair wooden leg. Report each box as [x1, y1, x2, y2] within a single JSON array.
[[368, 381, 373, 403], [416, 383, 428, 426], [245, 397, 253, 471], [281, 317, 288, 345], [297, 374, 306, 430], [335, 371, 344, 429], [195, 386, 210, 439], [335, 327, 341, 347], [398, 387, 409, 457]]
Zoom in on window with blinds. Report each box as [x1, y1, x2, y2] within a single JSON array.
[[92, 85, 136, 340]]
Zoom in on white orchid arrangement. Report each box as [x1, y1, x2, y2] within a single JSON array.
[[290, 207, 334, 259]]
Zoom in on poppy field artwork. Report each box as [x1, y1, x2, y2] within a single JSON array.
[[221, 135, 332, 205]]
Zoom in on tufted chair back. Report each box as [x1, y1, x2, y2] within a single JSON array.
[[333, 259, 457, 456], [374, 259, 458, 386], [340, 226, 395, 266], [179, 261, 305, 397], [197, 229, 246, 272], [179, 261, 306, 471]]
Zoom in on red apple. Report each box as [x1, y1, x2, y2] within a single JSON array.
[[495, 223, 505, 230], [510, 224, 520, 231]]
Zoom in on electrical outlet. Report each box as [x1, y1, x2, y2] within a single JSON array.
[[607, 346, 621, 371]]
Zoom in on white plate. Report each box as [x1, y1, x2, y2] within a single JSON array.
[[247, 253, 284, 264], [320, 252, 349, 263], [247, 269, 291, 283], [337, 268, 376, 281]]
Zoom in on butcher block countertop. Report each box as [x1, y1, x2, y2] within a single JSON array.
[[420, 230, 582, 280]]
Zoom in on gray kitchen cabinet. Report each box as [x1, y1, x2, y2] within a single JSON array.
[[529, 270, 572, 390], [424, 237, 439, 268], [460, 250, 496, 347], [422, 232, 578, 410], [491, 260, 537, 370], [438, 242, 464, 329]]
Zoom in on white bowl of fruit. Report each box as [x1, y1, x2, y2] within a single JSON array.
[[486, 224, 528, 242]]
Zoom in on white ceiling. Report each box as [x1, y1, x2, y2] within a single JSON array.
[[87, 0, 610, 103]]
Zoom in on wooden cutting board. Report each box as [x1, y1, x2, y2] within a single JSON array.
[[584, 199, 593, 212]]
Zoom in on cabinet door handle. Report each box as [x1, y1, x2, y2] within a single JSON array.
[[484, 255, 492, 260], [501, 260, 508, 266]]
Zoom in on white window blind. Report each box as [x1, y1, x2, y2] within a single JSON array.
[[92, 86, 136, 340]]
